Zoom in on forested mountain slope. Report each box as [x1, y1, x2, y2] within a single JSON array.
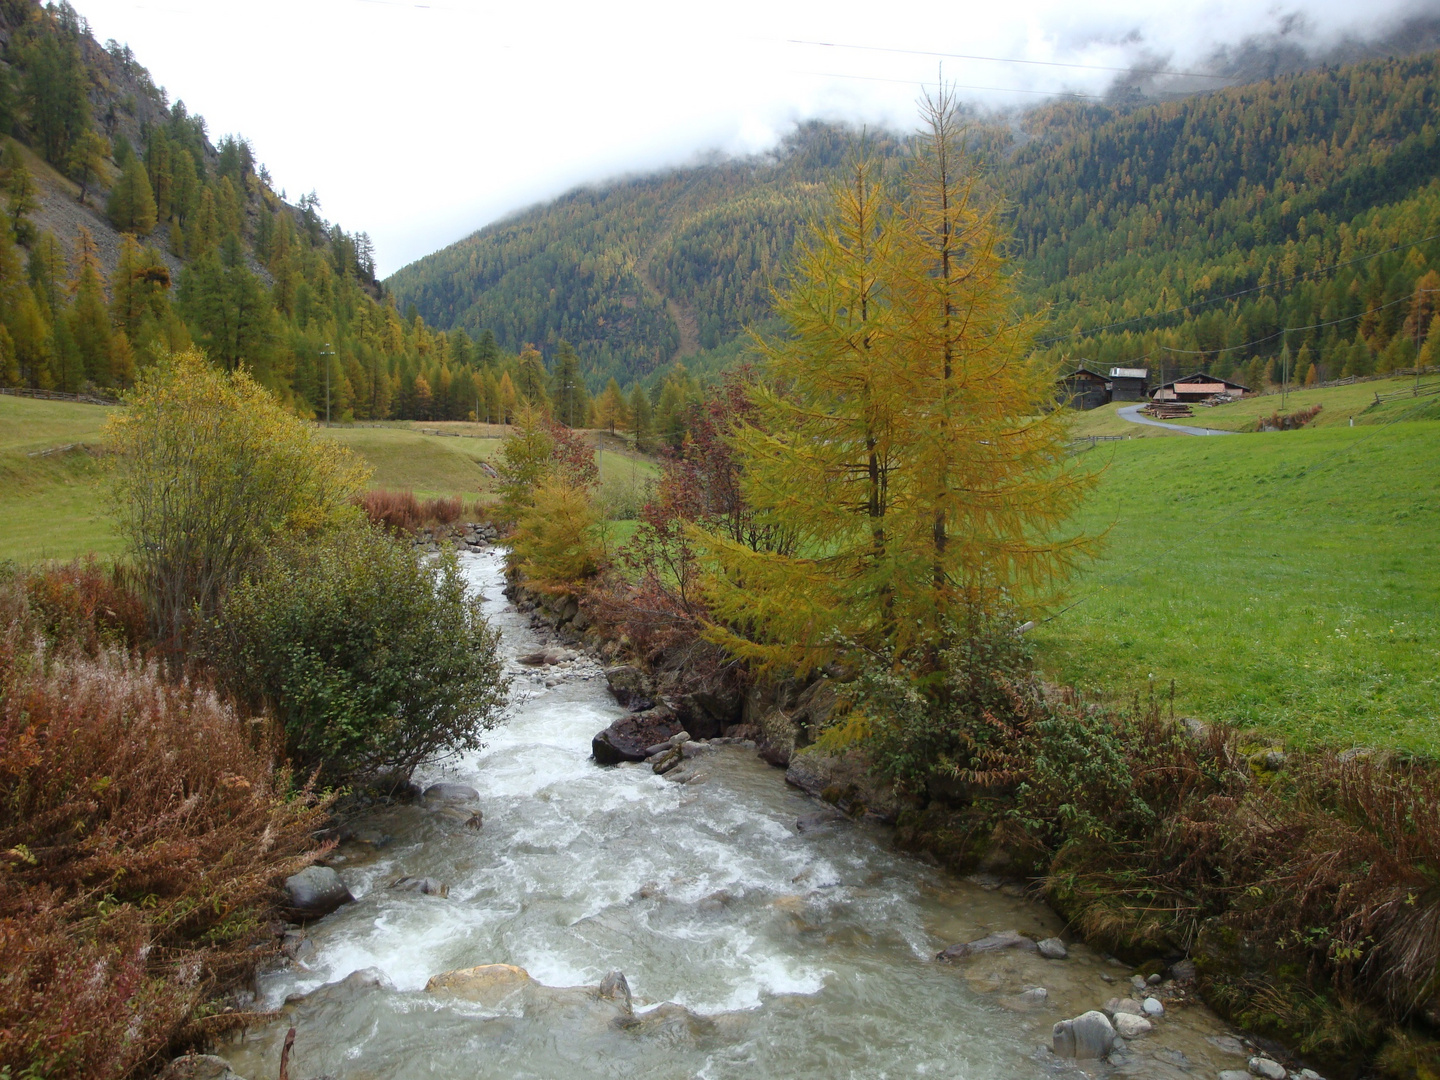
[[390, 51, 1440, 392], [0, 0, 498, 424]]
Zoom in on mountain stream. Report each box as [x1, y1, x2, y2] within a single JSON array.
[[219, 548, 1254, 1080]]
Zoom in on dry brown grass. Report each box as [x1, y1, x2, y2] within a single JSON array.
[[0, 567, 331, 1079]]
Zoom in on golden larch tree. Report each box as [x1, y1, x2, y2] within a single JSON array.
[[697, 91, 1094, 673]]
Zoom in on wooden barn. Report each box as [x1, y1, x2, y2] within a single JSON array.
[[1151, 373, 1252, 402], [1057, 365, 1111, 410], [1108, 366, 1150, 401]]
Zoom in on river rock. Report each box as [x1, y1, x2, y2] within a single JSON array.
[[796, 808, 847, 832], [598, 970, 632, 1011], [1020, 987, 1048, 1005], [1112, 1012, 1152, 1038], [1249, 1058, 1287, 1080], [604, 665, 655, 708], [643, 740, 674, 757], [1207, 1035, 1248, 1056], [1219, 1072, 1252, 1080], [280, 928, 316, 964], [785, 742, 899, 821], [1104, 997, 1144, 1016], [158, 1055, 245, 1080], [1142, 996, 1164, 1017], [426, 963, 534, 1007], [1052, 1010, 1116, 1059], [937, 929, 1039, 961], [1171, 959, 1198, 984], [1038, 937, 1068, 959], [284, 866, 353, 916], [592, 707, 683, 765], [390, 875, 449, 897], [422, 782, 480, 807]]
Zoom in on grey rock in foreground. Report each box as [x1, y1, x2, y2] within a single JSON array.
[[1037, 936, 1068, 959], [1052, 1010, 1116, 1059], [390, 875, 448, 897], [936, 929, 1038, 961], [1112, 1012, 1152, 1038], [1249, 1058, 1287, 1080], [421, 782, 480, 806], [284, 865, 353, 916]]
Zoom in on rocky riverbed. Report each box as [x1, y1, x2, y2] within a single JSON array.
[[199, 549, 1320, 1080]]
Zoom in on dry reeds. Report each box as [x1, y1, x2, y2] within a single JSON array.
[[357, 489, 469, 533], [0, 569, 331, 1079]]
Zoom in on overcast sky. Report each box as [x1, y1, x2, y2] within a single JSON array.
[[71, 0, 1436, 276]]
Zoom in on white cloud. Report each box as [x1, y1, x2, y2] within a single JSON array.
[[71, 0, 1436, 275]]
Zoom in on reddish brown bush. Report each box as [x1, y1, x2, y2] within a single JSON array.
[[17, 558, 150, 655], [0, 620, 330, 1078], [420, 495, 462, 525], [357, 488, 421, 533]]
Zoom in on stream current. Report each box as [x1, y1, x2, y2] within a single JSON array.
[[221, 548, 1246, 1080]]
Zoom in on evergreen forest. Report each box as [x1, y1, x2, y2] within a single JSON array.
[[389, 50, 1440, 395], [0, 0, 528, 425]]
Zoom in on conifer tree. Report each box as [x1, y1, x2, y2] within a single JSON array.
[[2, 142, 39, 245], [698, 93, 1093, 672], [497, 370, 518, 422], [106, 154, 157, 234], [595, 376, 625, 432], [515, 345, 549, 409], [66, 128, 108, 206], [550, 339, 588, 426]]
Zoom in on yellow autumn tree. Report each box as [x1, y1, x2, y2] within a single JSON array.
[[697, 91, 1095, 674], [106, 348, 370, 651]]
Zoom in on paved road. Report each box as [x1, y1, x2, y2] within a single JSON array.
[[1117, 404, 1234, 436]]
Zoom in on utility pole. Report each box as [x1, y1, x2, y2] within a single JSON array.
[[320, 343, 335, 426]]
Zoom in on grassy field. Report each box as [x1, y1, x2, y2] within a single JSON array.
[[1035, 419, 1440, 753], [0, 398, 658, 562], [1168, 375, 1440, 432], [1062, 375, 1440, 440], [0, 396, 120, 562]]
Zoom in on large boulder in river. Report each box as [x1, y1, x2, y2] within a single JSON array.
[[604, 665, 655, 709], [592, 706, 683, 765], [786, 742, 898, 822], [284, 865, 353, 916], [1052, 1010, 1117, 1059]]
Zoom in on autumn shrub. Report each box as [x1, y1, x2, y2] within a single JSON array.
[[0, 613, 329, 1079], [106, 350, 370, 654], [210, 523, 508, 782], [358, 488, 421, 533], [510, 479, 604, 591]]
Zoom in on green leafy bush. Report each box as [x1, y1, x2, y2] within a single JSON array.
[[212, 524, 508, 782]]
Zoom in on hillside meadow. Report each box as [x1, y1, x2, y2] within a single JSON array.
[[0, 396, 655, 562], [1037, 416, 1440, 752]]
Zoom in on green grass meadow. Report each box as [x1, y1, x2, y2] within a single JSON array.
[[1036, 419, 1440, 752], [0, 398, 657, 562]]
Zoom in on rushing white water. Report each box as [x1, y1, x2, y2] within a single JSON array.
[[220, 549, 1242, 1080]]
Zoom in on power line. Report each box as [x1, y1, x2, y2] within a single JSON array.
[[1158, 288, 1438, 357], [793, 70, 1102, 100], [785, 38, 1232, 81], [1037, 230, 1440, 347]]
